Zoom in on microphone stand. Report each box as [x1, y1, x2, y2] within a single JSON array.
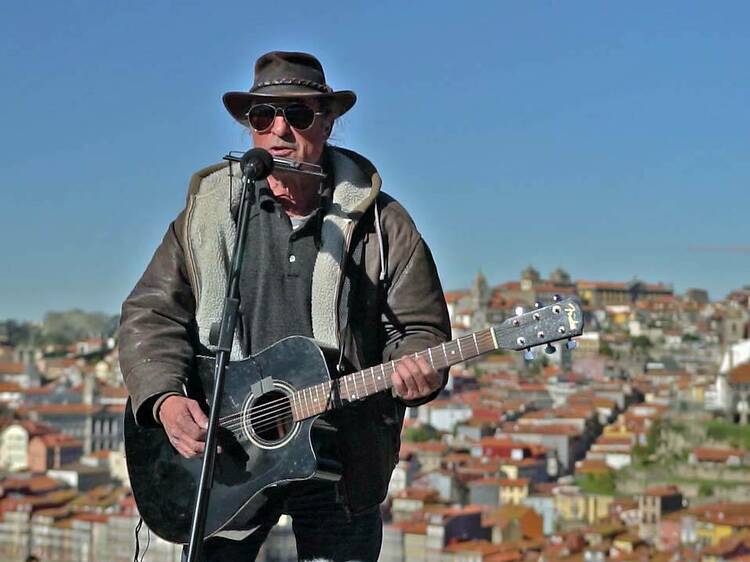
[[184, 158, 265, 562]]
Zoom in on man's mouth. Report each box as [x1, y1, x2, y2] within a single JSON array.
[[269, 146, 295, 156]]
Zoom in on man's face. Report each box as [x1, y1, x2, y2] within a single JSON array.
[[250, 99, 331, 164]]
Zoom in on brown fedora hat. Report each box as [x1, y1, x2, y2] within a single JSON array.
[[223, 51, 356, 125]]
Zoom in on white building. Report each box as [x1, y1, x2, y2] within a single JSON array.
[[0, 421, 54, 471], [416, 401, 472, 433]]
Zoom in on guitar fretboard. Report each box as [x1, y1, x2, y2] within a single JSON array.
[[289, 327, 499, 421]]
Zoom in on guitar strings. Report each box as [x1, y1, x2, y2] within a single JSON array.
[[216, 328, 502, 429], [207, 316, 575, 441], [218, 352, 413, 422], [219, 353, 426, 432], [225, 337, 484, 434], [216, 330, 502, 430], [216, 331, 489, 429], [222, 412, 295, 443], [217, 331, 502, 434], [223, 408, 294, 435], [223, 318, 576, 439], [217, 311, 564, 430], [215, 357, 404, 427], [216, 348, 432, 430]]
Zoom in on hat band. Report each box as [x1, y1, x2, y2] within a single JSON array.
[[251, 78, 333, 94]]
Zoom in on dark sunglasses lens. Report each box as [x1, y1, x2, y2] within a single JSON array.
[[247, 105, 276, 131], [284, 104, 316, 129]]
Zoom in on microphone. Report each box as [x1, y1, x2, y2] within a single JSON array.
[[240, 148, 274, 180]]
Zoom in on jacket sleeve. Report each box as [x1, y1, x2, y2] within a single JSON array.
[[382, 229, 451, 408], [119, 210, 198, 426]]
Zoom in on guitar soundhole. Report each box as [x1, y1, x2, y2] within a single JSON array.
[[248, 390, 294, 445]]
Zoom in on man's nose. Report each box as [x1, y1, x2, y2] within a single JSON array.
[[270, 114, 291, 137]]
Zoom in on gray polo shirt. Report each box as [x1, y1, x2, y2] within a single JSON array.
[[238, 180, 329, 356]]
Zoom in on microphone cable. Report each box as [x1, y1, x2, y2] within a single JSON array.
[[133, 517, 151, 562]]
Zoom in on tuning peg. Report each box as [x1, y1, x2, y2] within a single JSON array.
[[524, 349, 535, 361], [534, 301, 542, 309], [552, 294, 562, 302], [514, 306, 525, 316], [544, 344, 556, 355], [566, 339, 577, 350]]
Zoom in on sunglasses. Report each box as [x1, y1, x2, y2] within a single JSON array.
[[245, 103, 325, 132]]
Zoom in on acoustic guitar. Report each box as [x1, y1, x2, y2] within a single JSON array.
[[124, 297, 584, 543]]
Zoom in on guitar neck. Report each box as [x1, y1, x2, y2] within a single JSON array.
[[290, 328, 499, 421]]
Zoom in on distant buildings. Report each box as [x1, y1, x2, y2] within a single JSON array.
[[2, 272, 750, 561]]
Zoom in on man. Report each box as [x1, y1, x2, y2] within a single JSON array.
[[120, 51, 451, 561]]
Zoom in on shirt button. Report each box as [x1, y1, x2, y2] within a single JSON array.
[[289, 255, 296, 263]]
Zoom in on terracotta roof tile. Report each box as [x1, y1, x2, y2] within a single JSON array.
[[22, 385, 55, 395], [32, 433, 82, 448], [1, 475, 65, 494], [393, 488, 440, 501], [575, 460, 612, 475], [444, 290, 468, 303], [443, 539, 506, 555], [43, 358, 79, 369], [400, 521, 428, 534], [16, 403, 100, 416], [73, 513, 109, 523], [0, 383, 23, 393], [0, 361, 26, 374], [642, 485, 681, 497], [692, 447, 746, 463], [17, 420, 58, 436], [730, 363, 750, 384], [595, 436, 634, 446]]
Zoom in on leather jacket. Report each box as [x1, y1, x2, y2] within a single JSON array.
[[119, 146, 451, 511]]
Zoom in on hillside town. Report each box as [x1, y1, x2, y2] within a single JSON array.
[[1, 268, 750, 561]]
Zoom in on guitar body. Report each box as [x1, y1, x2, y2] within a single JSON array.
[[123, 336, 341, 544]]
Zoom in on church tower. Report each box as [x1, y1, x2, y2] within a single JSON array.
[[470, 270, 491, 330]]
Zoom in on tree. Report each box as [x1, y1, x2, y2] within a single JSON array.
[[630, 335, 652, 351], [576, 471, 616, 495], [0, 320, 41, 346], [698, 482, 714, 497], [633, 419, 662, 465], [403, 424, 441, 443], [40, 310, 117, 346]]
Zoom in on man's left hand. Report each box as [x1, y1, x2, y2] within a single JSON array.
[[391, 356, 442, 402]]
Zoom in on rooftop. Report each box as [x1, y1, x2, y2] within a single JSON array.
[[16, 403, 100, 416], [729, 363, 750, 384], [642, 485, 682, 497], [0, 361, 27, 374]]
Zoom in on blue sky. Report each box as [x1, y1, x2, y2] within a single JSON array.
[[1, 1, 749, 321]]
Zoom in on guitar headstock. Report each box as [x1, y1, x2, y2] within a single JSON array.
[[493, 296, 584, 357]]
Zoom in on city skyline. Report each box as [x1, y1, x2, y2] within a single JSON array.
[[0, 265, 744, 323]]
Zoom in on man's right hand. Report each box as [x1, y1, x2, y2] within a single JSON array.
[[158, 395, 209, 459]]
